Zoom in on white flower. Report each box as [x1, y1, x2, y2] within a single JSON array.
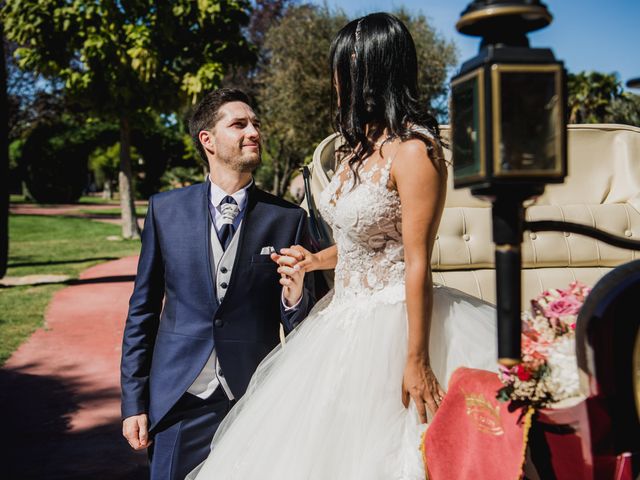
[[546, 336, 581, 403]]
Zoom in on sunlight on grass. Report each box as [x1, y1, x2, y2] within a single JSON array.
[[0, 285, 58, 365], [78, 207, 147, 217], [0, 215, 141, 365]]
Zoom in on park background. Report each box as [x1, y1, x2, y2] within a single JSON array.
[[0, 0, 638, 478]]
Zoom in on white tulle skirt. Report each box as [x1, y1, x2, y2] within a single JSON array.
[[188, 284, 497, 480]]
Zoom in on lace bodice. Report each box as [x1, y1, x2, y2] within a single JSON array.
[[318, 151, 405, 299]]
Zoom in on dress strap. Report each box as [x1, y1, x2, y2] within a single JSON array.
[[380, 148, 399, 189], [380, 126, 439, 188]]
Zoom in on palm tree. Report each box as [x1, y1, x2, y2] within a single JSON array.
[[568, 71, 623, 124]]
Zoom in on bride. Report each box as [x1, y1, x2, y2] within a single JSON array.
[[189, 12, 497, 479]]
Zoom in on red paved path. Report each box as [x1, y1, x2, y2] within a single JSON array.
[[0, 256, 148, 479]]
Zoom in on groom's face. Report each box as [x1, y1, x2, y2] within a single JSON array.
[[208, 101, 261, 173]]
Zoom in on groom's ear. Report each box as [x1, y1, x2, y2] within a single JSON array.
[[199, 130, 216, 155]]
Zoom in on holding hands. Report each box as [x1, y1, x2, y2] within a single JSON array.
[[271, 245, 310, 307]]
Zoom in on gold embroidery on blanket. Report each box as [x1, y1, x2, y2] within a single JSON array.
[[462, 390, 505, 436]]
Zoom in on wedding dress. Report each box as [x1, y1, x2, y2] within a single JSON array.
[[188, 139, 498, 479]]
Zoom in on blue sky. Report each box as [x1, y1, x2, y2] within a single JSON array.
[[312, 0, 639, 90]]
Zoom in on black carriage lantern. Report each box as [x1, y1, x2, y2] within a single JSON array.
[[451, 0, 567, 366], [451, 1, 567, 192]]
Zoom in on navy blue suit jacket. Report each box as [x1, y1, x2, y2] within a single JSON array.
[[120, 180, 313, 430]]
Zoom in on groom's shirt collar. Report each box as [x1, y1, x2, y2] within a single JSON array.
[[208, 175, 252, 212]]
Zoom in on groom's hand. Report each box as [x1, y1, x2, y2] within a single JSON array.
[[123, 414, 152, 450], [271, 247, 306, 307]]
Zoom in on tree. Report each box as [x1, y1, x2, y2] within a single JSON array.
[[223, 0, 293, 100], [2, 0, 254, 238], [607, 93, 640, 127], [568, 71, 623, 124], [21, 116, 115, 203], [256, 4, 346, 197], [256, 6, 458, 197], [394, 8, 458, 120]]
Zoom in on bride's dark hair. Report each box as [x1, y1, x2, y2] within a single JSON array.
[[329, 12, 442, 180]]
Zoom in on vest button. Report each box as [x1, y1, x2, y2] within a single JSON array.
[[214, 318, 224, 328], [220, 282, 228, 289], [220, 267, 228, 274]]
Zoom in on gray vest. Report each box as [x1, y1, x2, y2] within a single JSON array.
[[210, 220, 243, 303]]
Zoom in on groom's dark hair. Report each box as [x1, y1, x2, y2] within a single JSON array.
[[189, 88, 252, 165]]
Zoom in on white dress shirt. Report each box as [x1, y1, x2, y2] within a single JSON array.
[[208, 176, 251, 232]]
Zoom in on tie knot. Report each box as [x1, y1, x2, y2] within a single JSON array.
[[219, 196, 240, 225], [221, 195, 237, 205]]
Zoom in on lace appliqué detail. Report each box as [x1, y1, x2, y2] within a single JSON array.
[[318, 153, 405, 300]]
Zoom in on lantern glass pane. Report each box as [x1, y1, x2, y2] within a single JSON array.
[[452, 75, 482, 180], [498, 71, 560, 174]]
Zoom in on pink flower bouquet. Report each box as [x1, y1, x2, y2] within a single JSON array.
[[497, 281, 591, 408]]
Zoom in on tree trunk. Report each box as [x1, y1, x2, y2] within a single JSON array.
[[279, 161, 292, 198], [119, 115, 141, 239], [272, 157, 280, 196], [0, 28, 9, 278], [102, 181, 112, 200]]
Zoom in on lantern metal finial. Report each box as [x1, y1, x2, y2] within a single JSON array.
[[457, 1, 552, 39]]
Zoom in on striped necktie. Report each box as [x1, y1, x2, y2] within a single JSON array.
[[217, 196, 239, 250]]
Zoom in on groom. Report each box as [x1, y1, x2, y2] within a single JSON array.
[[120, 88, 313, 480]]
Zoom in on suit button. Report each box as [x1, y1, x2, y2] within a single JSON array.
[[220, 267, 228, 274], [214, 318, 224, 328], [218, 370, 225, 378], [220, 282, 228, 289]]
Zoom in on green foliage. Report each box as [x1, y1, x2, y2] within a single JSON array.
[[88, 143, 125, 191], [2, 0, 254, 114], [255, 5, 458, 197], [568, 71, 624, 124], [2, 0, 255, 233], [21, 121, 89, 203], [394, 8, 458, 119], [257, 4, 345, 195], [606, 93, 640, 127], [131, 111, 194, 197], [160, 166, 205, 191], [19, 116, 116, 203], [8, 138, 23, 170]]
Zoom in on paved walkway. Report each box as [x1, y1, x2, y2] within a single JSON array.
[[0, 256, 148, 479]]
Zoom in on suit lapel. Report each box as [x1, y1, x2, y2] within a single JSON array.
[[222, 183, 259, 302], [202, 178, 220, 310]]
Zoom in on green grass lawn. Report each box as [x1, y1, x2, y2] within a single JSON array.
[[0, 215, 141, 365], [10, 194, 119, 205], [9, 194, 136, 206], [78, 206, 147, 217]]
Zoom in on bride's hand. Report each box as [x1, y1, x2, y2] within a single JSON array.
[[271, 245, 320, 272], [402, 359, 445, 423]]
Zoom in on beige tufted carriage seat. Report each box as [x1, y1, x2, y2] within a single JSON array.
[[305, 124, 640, 309]]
